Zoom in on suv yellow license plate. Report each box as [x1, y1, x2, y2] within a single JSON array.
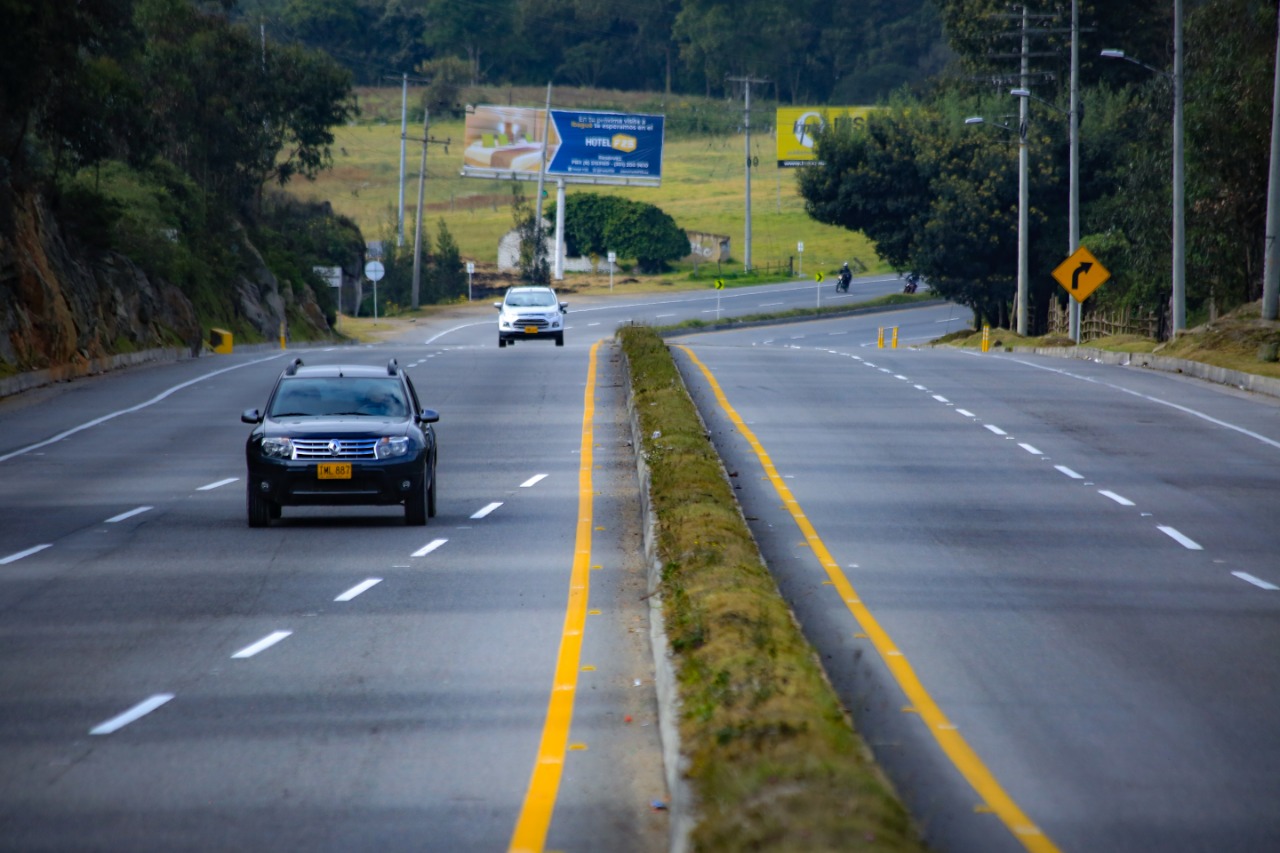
[[524, 326, 538, 334], [317, 463, 352, 479]]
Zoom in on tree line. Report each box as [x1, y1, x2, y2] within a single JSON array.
[[236, 0, 949, 105], [799, 0, 1276, 335]]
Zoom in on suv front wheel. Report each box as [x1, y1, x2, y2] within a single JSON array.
[[247, 482, 276, 527]]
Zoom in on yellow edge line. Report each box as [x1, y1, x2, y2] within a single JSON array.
[[678, 344, 1060, 853], [508, 339, 601, 853]]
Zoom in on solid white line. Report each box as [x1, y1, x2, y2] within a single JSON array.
[[231, 631, 292, 659], [1099, 490, 1135, 507], [520, 474, 549, 488], [1005, 357, 1280, 452], [413, 538, 448, 557], [335, 578, 383, 601], [471, 501, 503, 519], [956, 409, 975, 418], [932, 395, 950, 403], [89, 693, 175, 735], [197, 477, 239, 491], [105, 506, 152, 524], [1055, 465, 1084, 479], [1019, 443, 1044, 456], [0, 354, 286, 464], [0, 544, 52, 565], [1158, 526, 1204, 550], [1232, 572, 1279, 590], [985, 424, 1008, 436]]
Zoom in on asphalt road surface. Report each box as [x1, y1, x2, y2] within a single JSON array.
[[671, 307, 1280, 853], [0, 308, 672, 851]]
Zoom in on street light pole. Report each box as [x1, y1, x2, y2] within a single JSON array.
[[1172, 0, 1186, 334], [1101, 36, 1187, 337], [1016, 3, 1030, 337], [1069, 0, 1082, 341], [1264, 9, 1280, 321]]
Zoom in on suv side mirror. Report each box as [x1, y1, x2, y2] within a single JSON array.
[[559, 302, 568, 313], [419, 408, 440, 424], [241, 408, 262, 424], [493, 302, 503, 310]]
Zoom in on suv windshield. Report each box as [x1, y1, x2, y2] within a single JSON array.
[[268, 377, 408, 418], [506, 290, 557, 308]]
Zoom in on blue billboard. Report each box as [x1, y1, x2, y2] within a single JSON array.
[[547, 111, 664, 182]]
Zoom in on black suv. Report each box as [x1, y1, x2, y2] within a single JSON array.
[[241, 358, 439, 527]]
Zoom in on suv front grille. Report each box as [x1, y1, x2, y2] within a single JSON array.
[[514, 317, 549, 328], [291, 438, 379, 459]]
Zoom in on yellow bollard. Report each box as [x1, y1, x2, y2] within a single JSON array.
[[891, 326, 899, 349], [981, 325, 990, 353], [877, 327, 885, 349], [279, 321, 287, 350]]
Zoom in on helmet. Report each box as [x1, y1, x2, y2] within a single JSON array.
[[841, 261, 849, 269]]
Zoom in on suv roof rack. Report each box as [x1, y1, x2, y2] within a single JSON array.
[[285, 357, 304, 376]]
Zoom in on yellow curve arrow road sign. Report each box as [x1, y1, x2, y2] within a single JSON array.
[[1052, 246, 1111, 303]]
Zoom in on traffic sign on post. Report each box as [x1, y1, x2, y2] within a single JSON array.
[[1051, 246, 1110, 303], [364, 261, 385, 282]]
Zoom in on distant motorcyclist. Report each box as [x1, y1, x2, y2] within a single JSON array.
[[836, 262, 852, 293]]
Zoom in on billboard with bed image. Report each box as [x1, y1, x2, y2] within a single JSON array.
[[462, 105, 663, 185]]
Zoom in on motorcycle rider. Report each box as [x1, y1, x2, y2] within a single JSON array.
[[837, 262, 852, 292]]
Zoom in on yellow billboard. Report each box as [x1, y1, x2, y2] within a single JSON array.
[[776, 106, 876, 167]]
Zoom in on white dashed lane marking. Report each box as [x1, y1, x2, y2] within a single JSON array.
[[335, 578, 382, 602], [471, 502, 503, 519], [1233, 572, 1278, 591], [89, 694, 175, 736], [0, 544, 52, 565], [197, 478, 239, 491], [1158, 526, 1204, 551], [231, 631, 292, 660], [105, 506, 152, 524], [520, 474, 548, 488], [412, 539, 448, 557]]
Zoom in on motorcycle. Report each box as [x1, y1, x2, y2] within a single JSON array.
[[902, 272, 921, 294]]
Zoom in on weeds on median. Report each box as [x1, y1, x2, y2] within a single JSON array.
[[618, 324, 924, 852]]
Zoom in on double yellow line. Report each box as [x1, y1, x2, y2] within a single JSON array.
[[679, 345, 1060, 853], [509, 340, 601, 852]]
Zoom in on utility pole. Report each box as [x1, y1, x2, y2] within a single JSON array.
[[398, 74, 408, 247], [1069, 0, 1081, 341], [1171, 0, 1186, 335], [727, 75, 768, 273], [1264, 9, 1280, 320], [407, 109, 451, 309], [1017, 4, 1030, 337], [384, 74, 430, 248]]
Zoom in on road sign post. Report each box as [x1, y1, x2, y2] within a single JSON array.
[[608, 251, 616, 291], [364, 260, 385, 321], [466, 261, 475, 301], [797, 241, 804, 276]]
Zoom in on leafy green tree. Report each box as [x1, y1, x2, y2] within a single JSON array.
[[511, 186, 550, 284], [601, 200, 688, 273], [423, 0, 515, 84]]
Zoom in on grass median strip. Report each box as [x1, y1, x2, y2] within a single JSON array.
[[618, 324, 923, 852]]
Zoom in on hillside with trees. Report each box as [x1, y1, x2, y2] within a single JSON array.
[[799, 0, 1279, 337], [235, 0, 950, 105]]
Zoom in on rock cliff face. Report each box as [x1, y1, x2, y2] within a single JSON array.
[[0, 191, 330, 380], [0, 193, 201, 373]]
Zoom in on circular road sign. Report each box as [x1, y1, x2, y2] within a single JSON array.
[[364, 260, 385, 282]]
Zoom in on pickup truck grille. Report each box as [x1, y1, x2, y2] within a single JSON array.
[[291, 438, 379, 459]]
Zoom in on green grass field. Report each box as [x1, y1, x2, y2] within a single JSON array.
[[287, 88, 887, 281]]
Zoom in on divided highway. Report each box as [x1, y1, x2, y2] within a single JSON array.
[[4, 277, 1275, 851]]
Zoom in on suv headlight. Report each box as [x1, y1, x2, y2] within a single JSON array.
[[375, 436, 411, 459], [262, 437, 294, 459]]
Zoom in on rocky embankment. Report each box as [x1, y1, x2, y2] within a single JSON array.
[[0, 192, 330, 394]]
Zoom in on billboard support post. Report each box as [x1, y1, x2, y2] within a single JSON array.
[[554, 178, 565, 281], [534, 83, 552, 281]]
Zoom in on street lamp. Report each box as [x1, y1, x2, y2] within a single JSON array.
[[965, 112, 1030, 336], [1011, 85, 1082, 342], [1102, 2, 1186, 335]]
